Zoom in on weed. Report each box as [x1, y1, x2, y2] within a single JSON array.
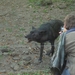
[[0, 55, 3, 59], [43, 9, 48, 13], [19, 27, 25, 31], [28, 0, 42, 5], [6, 28, 12, 32], [20, 40, 25, 45], [28, 0, 75, 6], [16, 34, 23, 37], [0, 46, 8, 49], [8, 70, 50, 75]]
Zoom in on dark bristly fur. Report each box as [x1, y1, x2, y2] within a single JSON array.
[[25, 20, 63, 62]]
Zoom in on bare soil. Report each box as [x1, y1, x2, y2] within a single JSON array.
[[0, 0, 75, 75]]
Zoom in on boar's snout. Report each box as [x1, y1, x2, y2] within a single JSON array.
[[25, 34, 31, 39], [25, 35, 32, 42], [25, 35, 28, 38]]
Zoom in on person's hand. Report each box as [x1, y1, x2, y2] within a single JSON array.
[[59, 27, 67, 34], [63, 28, 67, 32]]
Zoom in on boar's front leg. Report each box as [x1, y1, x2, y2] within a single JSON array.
[[39, 43, 44, 63], [46, 41, 54, 56]]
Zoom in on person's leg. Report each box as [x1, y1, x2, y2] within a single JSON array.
[[62, 68, 70, 75]]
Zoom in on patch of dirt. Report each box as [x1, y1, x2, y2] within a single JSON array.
[[0, 0, 75, 74]]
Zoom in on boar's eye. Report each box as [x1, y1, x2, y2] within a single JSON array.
[[30, 31, 34, 34], [32, 26, 36, 30], [39, 30, 46, 35]]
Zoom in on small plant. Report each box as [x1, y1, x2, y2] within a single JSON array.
[[43, 9, 48, 13], [28, 0, 52, 6], [8, 70, 50, 75], [29, 0, 75, 6], [6, 28, 12, 32], [0, 46, 8, 49], [0, 55, 3, 59], [19, 27, 25, 31], [16, 34, 23, 37], [29, 0, 42, 4]]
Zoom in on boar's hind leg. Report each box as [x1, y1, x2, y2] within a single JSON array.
[[46, 41, 54, 56], [39, 43, 44, 62]]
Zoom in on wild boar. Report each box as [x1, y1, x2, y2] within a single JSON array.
[[25, 19, 63, 62]]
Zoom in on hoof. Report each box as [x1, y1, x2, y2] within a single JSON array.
[[38, 59, 42, 63], [46, 52, 53, 57], [46, 52, 50, 55], [46, 50, 54, 56]]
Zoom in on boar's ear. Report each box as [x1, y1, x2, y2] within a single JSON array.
[[32, 26, 36, 30], [39, 30, 47, 35]]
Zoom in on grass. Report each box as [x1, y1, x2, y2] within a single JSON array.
[[28, 0, 42, 5], [0, 55, 3, 59], [19, 27, 25, 31], [16, 34, 23, 37], [8, 70, 51, 75], [0, 46, 8, 49], [43, 9, 48, 13], [28, 0, 75, 6], [6, 28, 12, 32]]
